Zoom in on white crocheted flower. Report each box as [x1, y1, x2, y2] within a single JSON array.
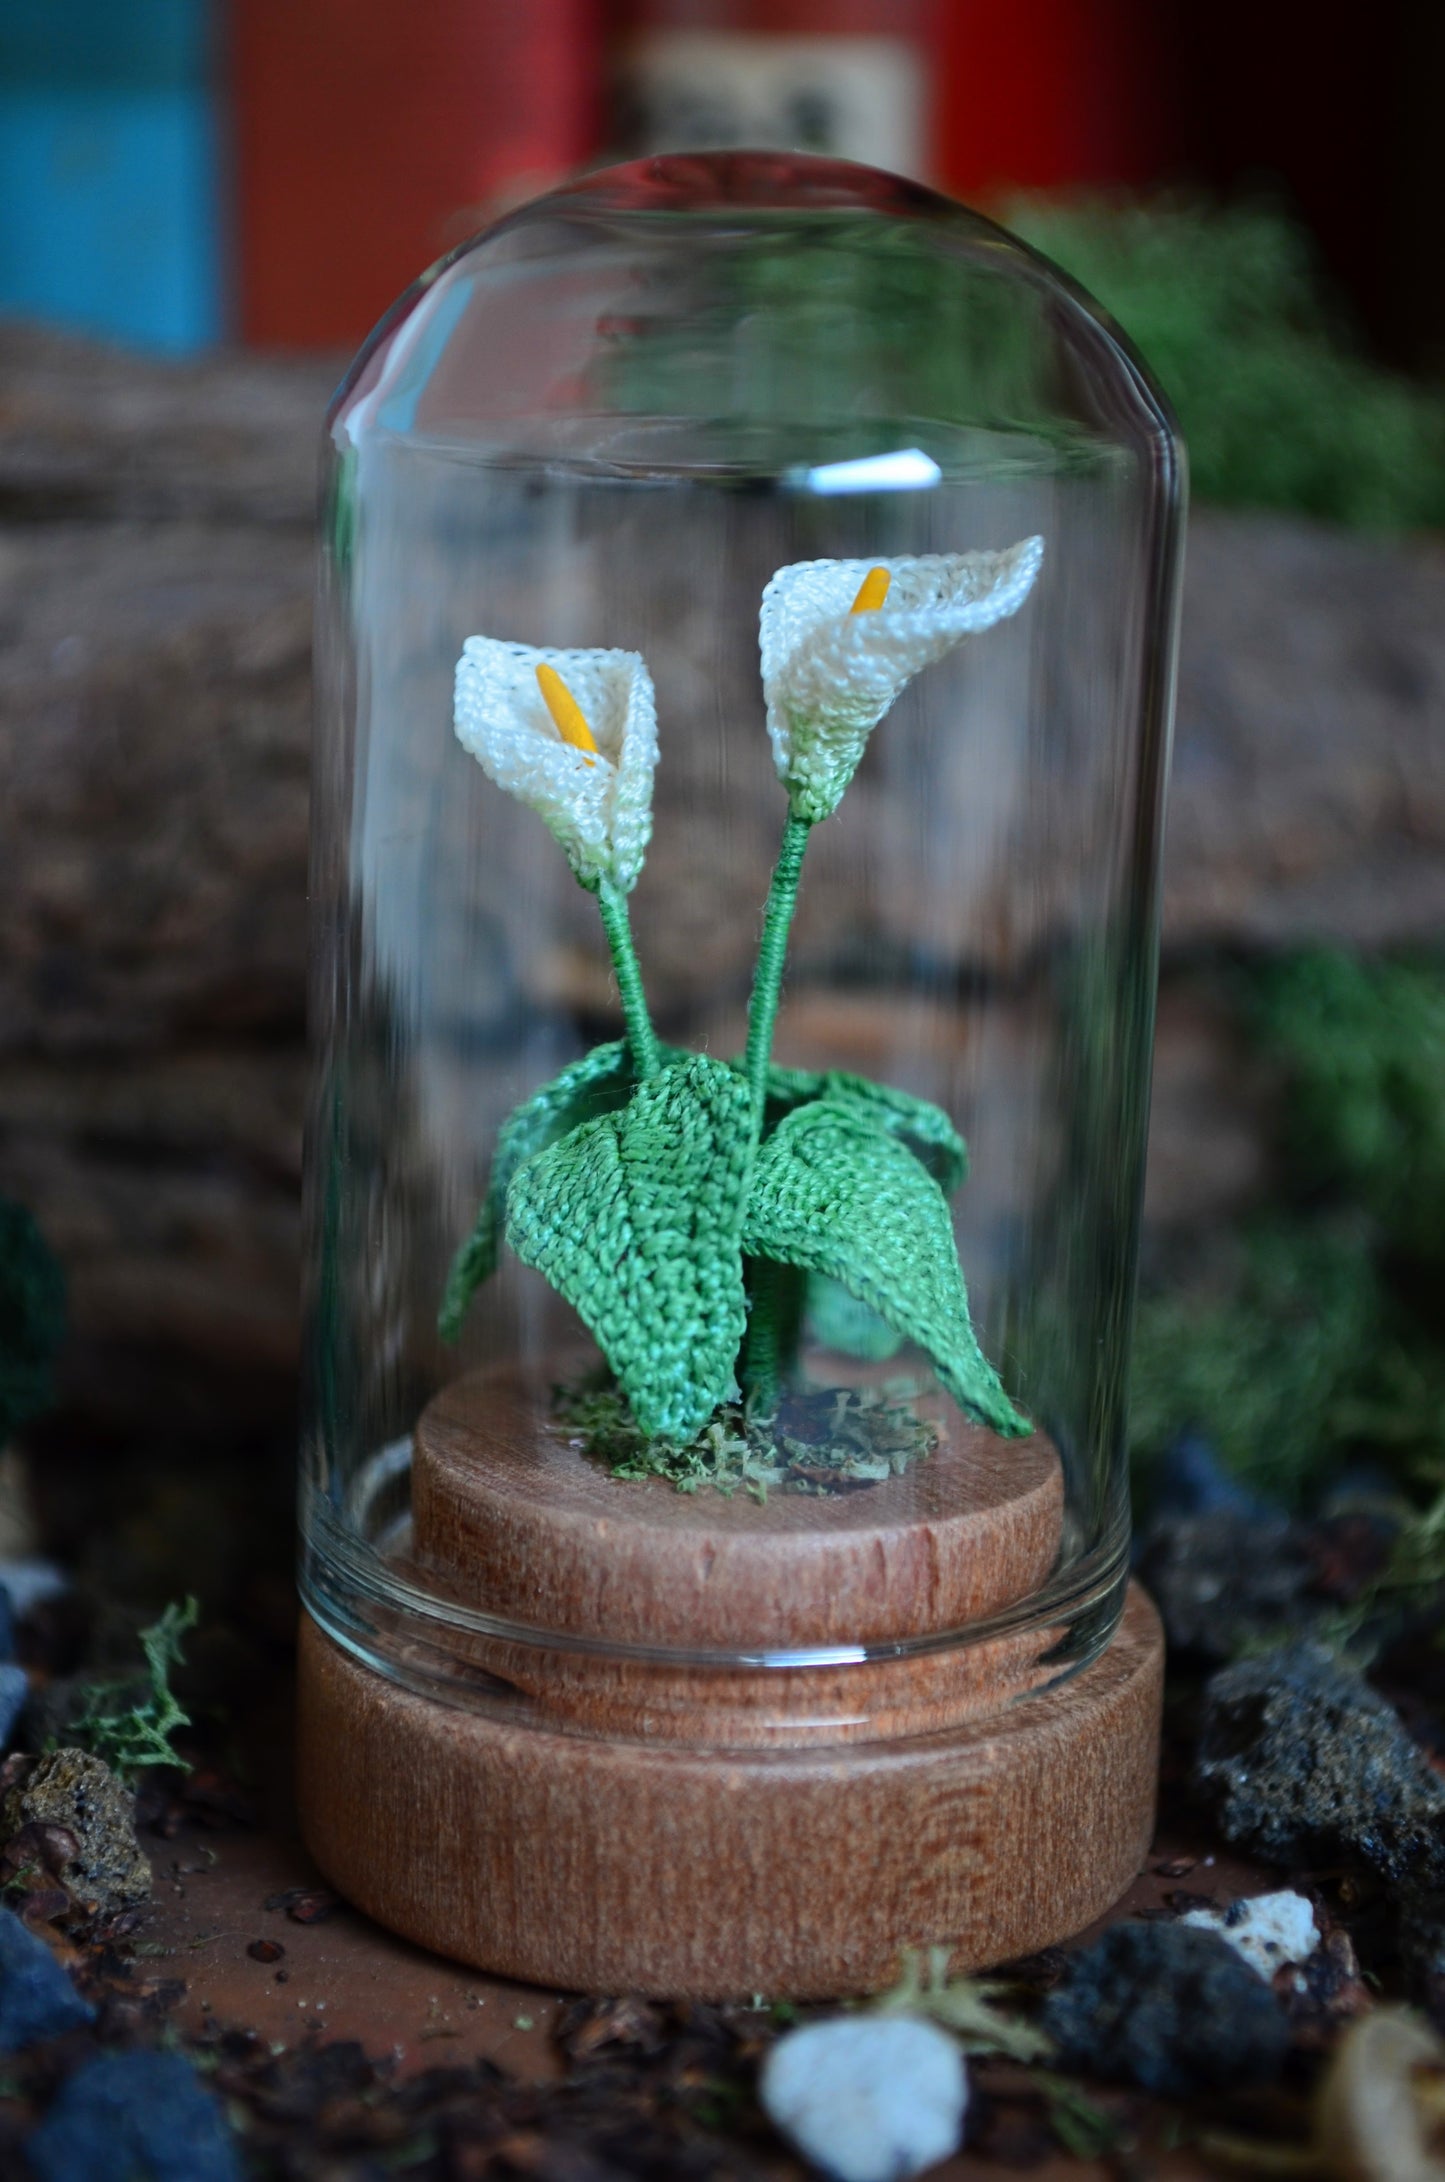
[[759, 538, 1045, 822], [454, 638, 659, 893]]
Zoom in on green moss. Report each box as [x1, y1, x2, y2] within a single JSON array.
[[1248, 950, 1445, 1264], [1129, 1218, 1445, 1507], [1009, 198, 1445, 531], [1130, 951, 1445, 1511]]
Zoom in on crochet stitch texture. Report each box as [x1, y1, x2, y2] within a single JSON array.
[[454, 638, 658, 892], [444, 540, 1045, 1452], [760, 539, 1044, 822]]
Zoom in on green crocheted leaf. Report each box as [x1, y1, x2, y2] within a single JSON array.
[[439, 1041, 636, 1341], [742, 1099, 1027, 1436], [804, 1272, 905, 1362], [762, 1063, 967, 1191], [506, 1055, 754, 1442]]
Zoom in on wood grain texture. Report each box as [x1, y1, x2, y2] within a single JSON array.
[[297, 1584, 1163, 1999], [412, 1368, 1065, 1649]]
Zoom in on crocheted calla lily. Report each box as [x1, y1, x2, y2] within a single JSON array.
[[454, 637, 659, 893], [759, 538, 1045, 823]]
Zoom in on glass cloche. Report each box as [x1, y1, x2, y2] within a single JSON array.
[[298, 151, 1184, 1996]]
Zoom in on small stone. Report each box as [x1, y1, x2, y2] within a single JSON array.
[[246, 1937, 284, 1963], [1194, 1644, 1445, 1887], [0, 1904, 93, 2050], [1, 1749, 150, 1914], [27, 2049, 242, 2182], [0, 1663, 27, 1751], [1042, 1923, 1290, 2096], [760, 2016, 968, 2182], [1181, 1890, 1320, 1981]]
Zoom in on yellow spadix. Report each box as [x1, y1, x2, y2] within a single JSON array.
[[536, 663, 598, 764]]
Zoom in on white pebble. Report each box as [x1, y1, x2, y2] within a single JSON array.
[[760, 2015, 968, 2182], [1182, 1889, 1320, 1981]]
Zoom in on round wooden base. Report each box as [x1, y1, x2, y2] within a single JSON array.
[[412, 1369, 1066, 1651], [296, 1584, 1163, 1999]]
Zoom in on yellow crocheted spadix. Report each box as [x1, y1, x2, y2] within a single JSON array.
[[849, 566, 891, 614], [536, 662, 598, 764]]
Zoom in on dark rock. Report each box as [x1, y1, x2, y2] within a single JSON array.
[[1147, 1433, 1273, 1523], [1042, 1922, 1290, 2095], [1, 1750, 150, 1915], [26, 2049, 242, 2182], [1138, 1510, 1319, 1660], [1394, 1885, 1445, 2030], [0, 1664, 26, 1752], [0, 1903, 92, 2050], [1194, 1644, 1445, 1885]]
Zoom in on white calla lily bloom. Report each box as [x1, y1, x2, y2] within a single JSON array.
[[759, 537, 1045, 822], [454, 637, 659, 893]]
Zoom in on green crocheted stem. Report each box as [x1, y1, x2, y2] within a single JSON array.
[[596, 881, 662, 1081], [744, 811, 812, 1129], [742, 1258, 805, 1410]]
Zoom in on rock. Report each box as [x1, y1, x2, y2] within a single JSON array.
[[1042, 1923, 1290, 2095], [1194, 1645, 1445, 1887], [0, 1664, 27, 1752], [0, 1561, 67, 1619], [0, 1904, 93, 2050], [1146, 1432, 1272, 1523], [26, 2048, 242, 2182], [1180, 1890, 1321, 1982], [1, 1750, 150, 1915], [1137, 1510, 1320, 1661], [1392, 1885, 1445, 2031], [759, 2016, 968, 2182]]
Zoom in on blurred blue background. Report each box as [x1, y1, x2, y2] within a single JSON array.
[[0, 0, 224, 351]]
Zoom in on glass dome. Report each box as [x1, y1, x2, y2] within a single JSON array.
[[299, 151, 1184, 1992]]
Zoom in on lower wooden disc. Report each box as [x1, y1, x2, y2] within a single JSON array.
[[297, 1584, 1163, 1999]]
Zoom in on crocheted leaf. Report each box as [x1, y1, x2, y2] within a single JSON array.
[[506, 1055, 754, 1441], [742, 1099, 1028, 1435], [804, 1272, 905, 1361], [762, 1064, 967, 1191], [439, 1041, 636, 1341]]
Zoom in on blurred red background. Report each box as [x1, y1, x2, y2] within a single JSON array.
[[226, 0, 1443, 365]]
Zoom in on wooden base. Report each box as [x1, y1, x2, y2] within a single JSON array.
[[412, 1366, 1066, 1649], [297, 1584, 1163, 1999]]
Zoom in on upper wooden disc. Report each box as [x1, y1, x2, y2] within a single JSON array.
[[411, 1365, 1064, 1650]]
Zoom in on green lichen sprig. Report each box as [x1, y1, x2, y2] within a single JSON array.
[[442, 546, 1044, 1449], [69, 1597, 199, 1779]]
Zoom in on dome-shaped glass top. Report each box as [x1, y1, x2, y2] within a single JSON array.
[[331, 150, 1177, 497]]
